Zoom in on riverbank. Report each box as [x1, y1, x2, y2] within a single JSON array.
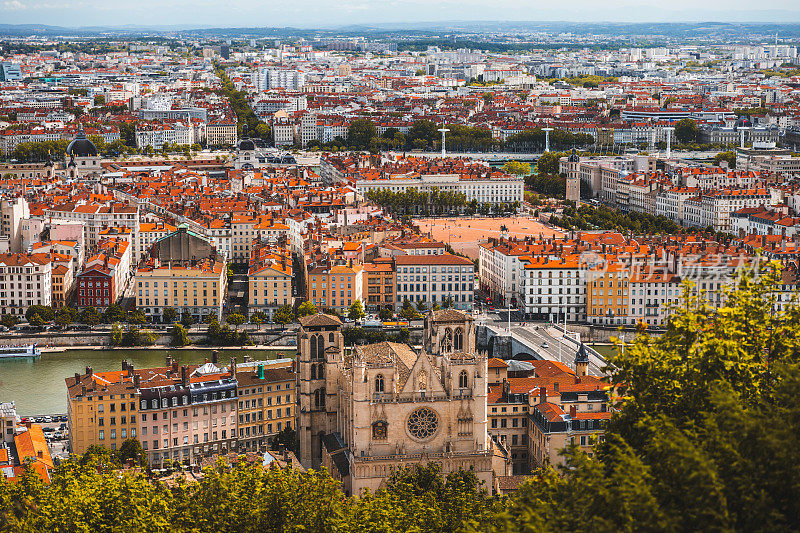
[[40, 344, 296, 354]]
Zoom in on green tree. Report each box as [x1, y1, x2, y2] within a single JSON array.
[[103, 304, 126, 323], [93, 94, 106, 106], [297, 301, 317, 318], [348, 300, 365, 321], [115, 438, 146, 467], [25, 305, 54, 323], [170, 323, 190, 347], [379, 307, 394, 321], [400, 298, 422, 320], [79, 306, 102, 326], [0, 314, 17, 328], [536, 151, 561, 176], [713, 150, 736, 169], [128, 309, 147, 325], [674, 118, 698, 143], [270, 427, 297, 452], [109, 322, 124, 346], [225, 313, 246, 331], [28, 313, 44, 327], [502, 160, 531, 175], [346, 118, 377, 149], [55, 307, 77, 327], [273, 305, 295, 329], [250, 311, 265, 330], [162, 307, 178, 324]]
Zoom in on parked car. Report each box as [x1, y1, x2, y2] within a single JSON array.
[[59, 422, 68, 430], [541, 342, 549, 349], [42, 426, 54, 434], [43, 416, 52, 423]]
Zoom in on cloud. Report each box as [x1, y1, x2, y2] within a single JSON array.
[[2, 0, 26, 9]]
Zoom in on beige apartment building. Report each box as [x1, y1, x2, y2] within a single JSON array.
[[135, 257, 226, 322], [236, 364, 296, 452]]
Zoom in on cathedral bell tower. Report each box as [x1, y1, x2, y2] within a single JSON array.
[[297, 313, 343, 468]]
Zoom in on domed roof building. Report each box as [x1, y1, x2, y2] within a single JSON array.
[[64, 128, 102, 178], [66, 130, 99, 157]]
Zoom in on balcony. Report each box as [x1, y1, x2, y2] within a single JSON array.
[[371, 390, 472, 403]]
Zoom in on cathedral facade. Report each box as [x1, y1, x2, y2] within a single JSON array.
[[297, 309, 510, 496]]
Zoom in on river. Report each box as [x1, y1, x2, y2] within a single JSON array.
[[0, 348, 296, 416]]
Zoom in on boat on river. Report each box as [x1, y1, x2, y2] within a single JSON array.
[[0, 344, 41, 359]]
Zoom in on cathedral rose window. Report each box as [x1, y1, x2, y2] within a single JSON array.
[[407, 407, 439, 440]]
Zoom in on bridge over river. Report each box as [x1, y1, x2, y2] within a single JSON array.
[[477, 322, 608, 377]]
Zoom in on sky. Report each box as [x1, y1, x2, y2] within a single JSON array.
[[1, 0, 800, 28]]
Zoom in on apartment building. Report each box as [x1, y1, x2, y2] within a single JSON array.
[[362, 258, 395, 312], [51, 262, 74, 308], [236, 364, 295, 452], [76, 238, 132, 310], [44, 202, 138, 251], [683, 188, 773, 233], [394, 253, 474, 311], [66, 357, 240, 468], [135, 257, 225, 322], [627, 268, 681, 327], [307, 261, 364, 314], [135, 222, 177, 265], [0, 253, 52, 316], [248, 246, 293, 320], [518, 256, 586, 323], [66, 365, 139, 455], [586, 262, 629, 325], [206, 120, 238, 146], [0, 196, 29, 253], [488, 379, 531, 474]]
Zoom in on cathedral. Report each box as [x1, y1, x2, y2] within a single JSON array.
[[297, 309, 510, 496]]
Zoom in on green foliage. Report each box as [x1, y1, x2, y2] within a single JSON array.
[[79, 306, 102, 326], [213, 64, 269, 141], [549, 204, 720, 236], [225, 312, 246, 330], [270, 427, 297, 452], [128, 309, 147, 325], [674, 118, 698, 143], [525, 173, 566, 198], [109, 322, 124, 347], [366, 187, 469, 216], [348, 300, 365, 321], [535, 151, 564, 176], [713, 150, 736, 169], [273, 305, 295, 327], [102, 303, 126, 324], [347, 118, 378, 149], [378, 307, 394, 321], [297, 301, 317, 318], [55, 306, 78, 327], [162, 307, 178, 324], [502, 160, 531, 175], [10, 139, 69, 163], [204, 318, 249, 346], [400, 298, 423, 320], [25, 305, 54, 323], [120, 326, 156, 347], [170, 323, 190, 347], [0, 314, 18, 328]]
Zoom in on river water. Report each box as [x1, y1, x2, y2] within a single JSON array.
[[0, 348, 296, 416]]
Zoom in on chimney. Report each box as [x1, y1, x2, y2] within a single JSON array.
[[85, 366, 93, 377], [181, 365, 188, 387], [172, 360, 179, 374], [166, 355, 173, 368], [212, 350, 219, 364], [539, 386, 547, 404], [569, 405, 577, 418], [122, 359, 128, 371], [134, 374, 140, 388], [230, 357, 237, 380], [74, 372, 80, 383]]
